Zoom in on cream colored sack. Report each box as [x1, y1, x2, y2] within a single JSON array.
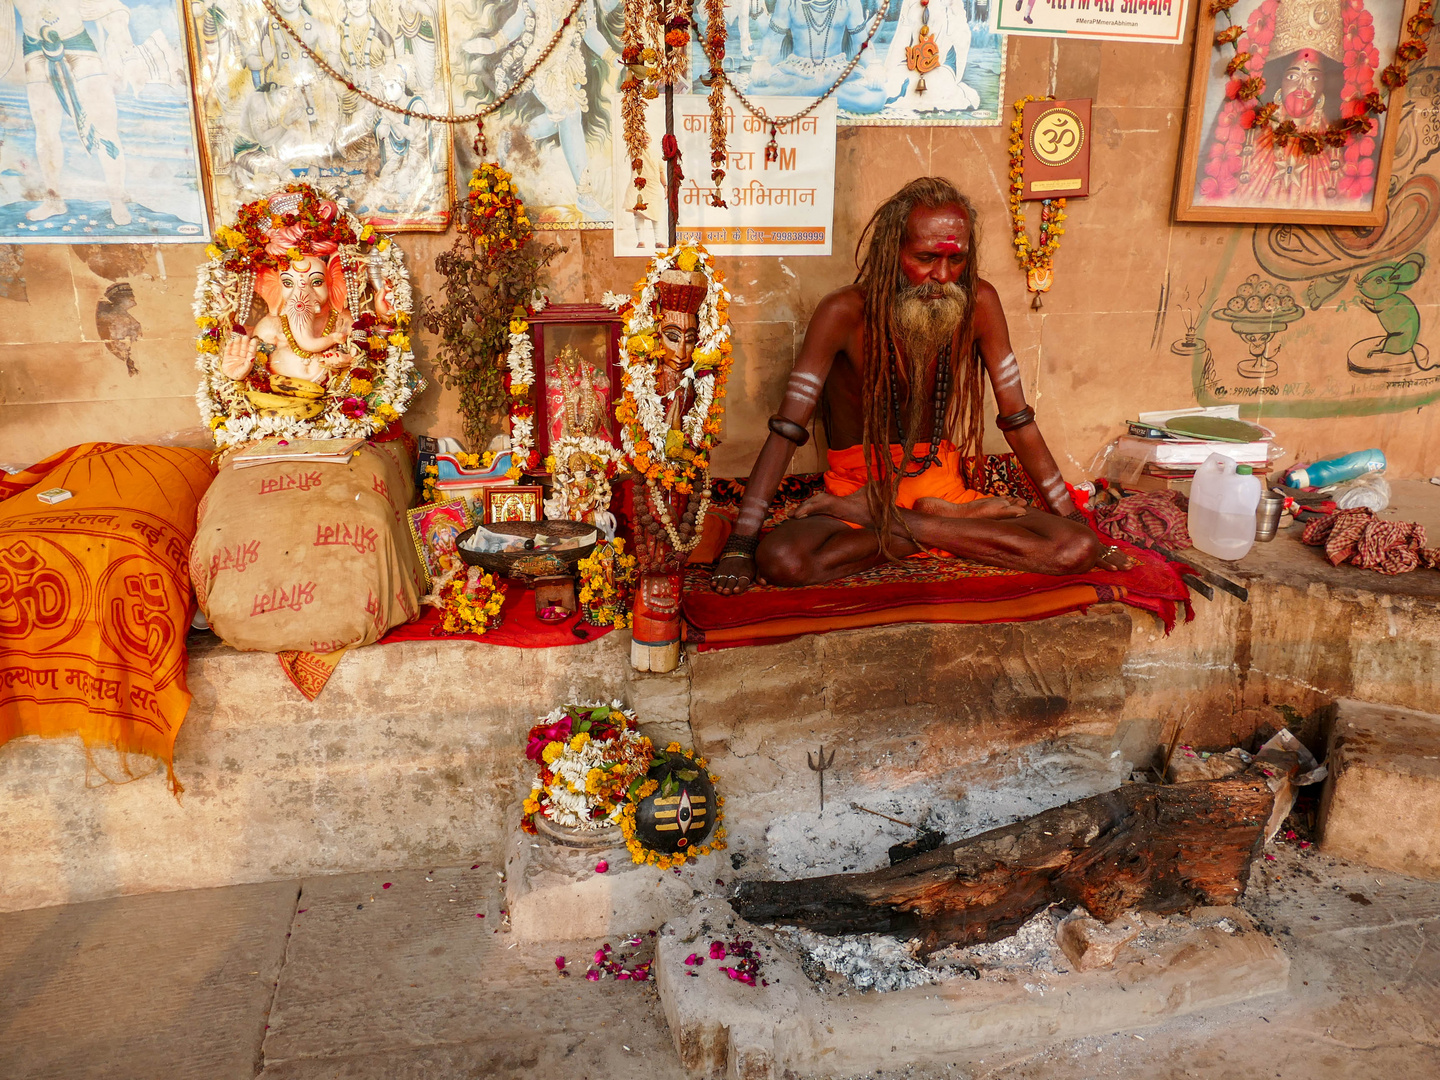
[[191, 441, 421, 652]]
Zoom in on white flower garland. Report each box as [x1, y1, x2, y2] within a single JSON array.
[[504, 320, 536, 475], [193, 188, 423, 449], [615, 247, 731, 488], [544, 433, 625, 521], [527, 701, 651, 830]]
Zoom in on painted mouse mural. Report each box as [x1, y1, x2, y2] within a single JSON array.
[[1348, 253, 1433, 375]]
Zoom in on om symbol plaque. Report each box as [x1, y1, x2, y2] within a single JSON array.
[[1020, 99, 1092, 201]]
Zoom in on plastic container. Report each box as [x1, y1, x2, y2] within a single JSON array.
[[1285, 448, 1386, 489], [1188, 453, 1263, 560]]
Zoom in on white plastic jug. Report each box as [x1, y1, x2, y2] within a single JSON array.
[[1188, 452, 1263, 560]]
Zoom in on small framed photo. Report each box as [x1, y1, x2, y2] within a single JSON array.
[[1174, 0, 1422, 225], [486, 486, 543, 524], [406, 498, 473, 588]]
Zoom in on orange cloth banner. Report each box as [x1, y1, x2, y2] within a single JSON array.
[[0, 443, 216, 789]]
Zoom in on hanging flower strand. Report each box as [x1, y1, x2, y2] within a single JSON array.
[[1007, 96, 1067, 309], [703, 0, 729, 207]]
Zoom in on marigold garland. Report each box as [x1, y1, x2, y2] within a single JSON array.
[[1007, 97, 1067, 306], [577, 538, 637, 628], [607, 244, 732, 495], [703, 0, 729, 206], [1205, 0, 1434, 198], [422, 165, 556, 454], [521, 703, 654, 834], [620, 0, 695, 214], [438, 568, 506, 635]]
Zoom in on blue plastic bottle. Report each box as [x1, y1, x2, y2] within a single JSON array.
[[1285, 449, 1386, 489]]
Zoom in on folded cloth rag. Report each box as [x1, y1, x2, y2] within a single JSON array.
[[1302, 507, 1440, 574], [1094, 490, 1192, 551]]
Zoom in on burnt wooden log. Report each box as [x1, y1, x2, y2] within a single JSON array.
[[732, 775, 1274, 953]]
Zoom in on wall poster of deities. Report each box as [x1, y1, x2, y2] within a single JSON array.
[[183, 0, 454, 230], [0, 0, 211, 242]]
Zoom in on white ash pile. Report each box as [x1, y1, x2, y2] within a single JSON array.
[[767, 906, 1244, 995]]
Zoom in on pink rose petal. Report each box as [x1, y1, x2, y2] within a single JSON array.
[[382, 883, 391, 889], [555, 956, 566, 970], [595, 860, 609, 874]]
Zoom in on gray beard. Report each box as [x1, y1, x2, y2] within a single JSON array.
[[892, 281, 969, 438]]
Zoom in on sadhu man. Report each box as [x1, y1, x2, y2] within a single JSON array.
[[712, 177, 1129, 595]]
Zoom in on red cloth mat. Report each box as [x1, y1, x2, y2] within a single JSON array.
[[378, 584, 615, 648], [682, 539, 1191, 650]]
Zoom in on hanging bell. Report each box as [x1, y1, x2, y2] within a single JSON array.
[[916, 76, 927, 96]]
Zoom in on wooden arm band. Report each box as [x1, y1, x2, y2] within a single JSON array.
[[768, 415, 810, 446], [996, 406, 1036, 432]]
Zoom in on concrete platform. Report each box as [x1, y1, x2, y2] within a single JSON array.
[[655, 901, 1289, 1079], [6, 514, 1440, 912], [1319, 699, 1440, 878], [3, 847, 1437, 1080]]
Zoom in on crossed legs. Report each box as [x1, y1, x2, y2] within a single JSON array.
[[756, 488, 1121, 586]]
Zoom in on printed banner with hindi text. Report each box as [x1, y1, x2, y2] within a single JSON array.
[[612, 95, 836, 257], [992, 0, 1190, 45]]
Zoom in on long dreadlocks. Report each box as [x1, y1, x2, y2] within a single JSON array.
[[853, 177, 984, 563]]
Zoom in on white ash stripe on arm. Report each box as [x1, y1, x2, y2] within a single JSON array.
[[991, 351, 1023, 398], [1040, 473, 1068, 506], [783, 371, 826, 409], [736, 497, 767, 533]]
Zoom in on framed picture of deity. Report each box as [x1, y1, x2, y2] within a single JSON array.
[[692, 0, 1006, 126], [0, 0, 212, 242], [1174, 0, 1424, 225], [484, 485, 543, 523], [181, 0, 455, 231], [447, 0, 623, 228], [527, 304, 624, 464], [407, 497, 474, 587]]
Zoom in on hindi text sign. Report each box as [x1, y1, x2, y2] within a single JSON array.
[[612, 96, 837, 257]]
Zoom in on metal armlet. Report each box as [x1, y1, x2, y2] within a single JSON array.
[[768, 414, 810, 446], [996, 405, 1036, 432]]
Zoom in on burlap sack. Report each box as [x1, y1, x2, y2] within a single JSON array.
[[191, 441, 421, 652]]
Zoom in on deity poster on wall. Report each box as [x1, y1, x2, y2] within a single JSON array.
[[182, 0, 454, 230], [1174, 0, 1420, 225], [0, 0, 210, 241], [447, 0, 623, 228], [693, 0, 1005, 126]]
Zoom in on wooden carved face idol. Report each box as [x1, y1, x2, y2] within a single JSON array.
[[654, 268, 707, 370]]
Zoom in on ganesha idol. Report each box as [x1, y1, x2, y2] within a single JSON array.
[[195, 185, 421, 445], [191, 185, 427, 691]]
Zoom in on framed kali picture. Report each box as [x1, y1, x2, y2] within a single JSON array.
[[486, 486, 543, 525], [406, 498, 472, 588], [1175, 0, 1423, 225]]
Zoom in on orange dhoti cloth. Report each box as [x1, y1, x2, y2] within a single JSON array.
[[823, 442, 983, 556], [825, 441, 982, 508]]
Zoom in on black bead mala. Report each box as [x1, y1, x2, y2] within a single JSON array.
[[890, 339, 951, 478]]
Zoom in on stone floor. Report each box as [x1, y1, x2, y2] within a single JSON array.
[[2, 845, 1436, 1080]]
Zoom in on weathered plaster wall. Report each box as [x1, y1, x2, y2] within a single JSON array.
[[7, 32, 1440, 477]]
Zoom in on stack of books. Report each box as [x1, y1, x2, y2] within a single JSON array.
[[1105, 408, 1272, 492]]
